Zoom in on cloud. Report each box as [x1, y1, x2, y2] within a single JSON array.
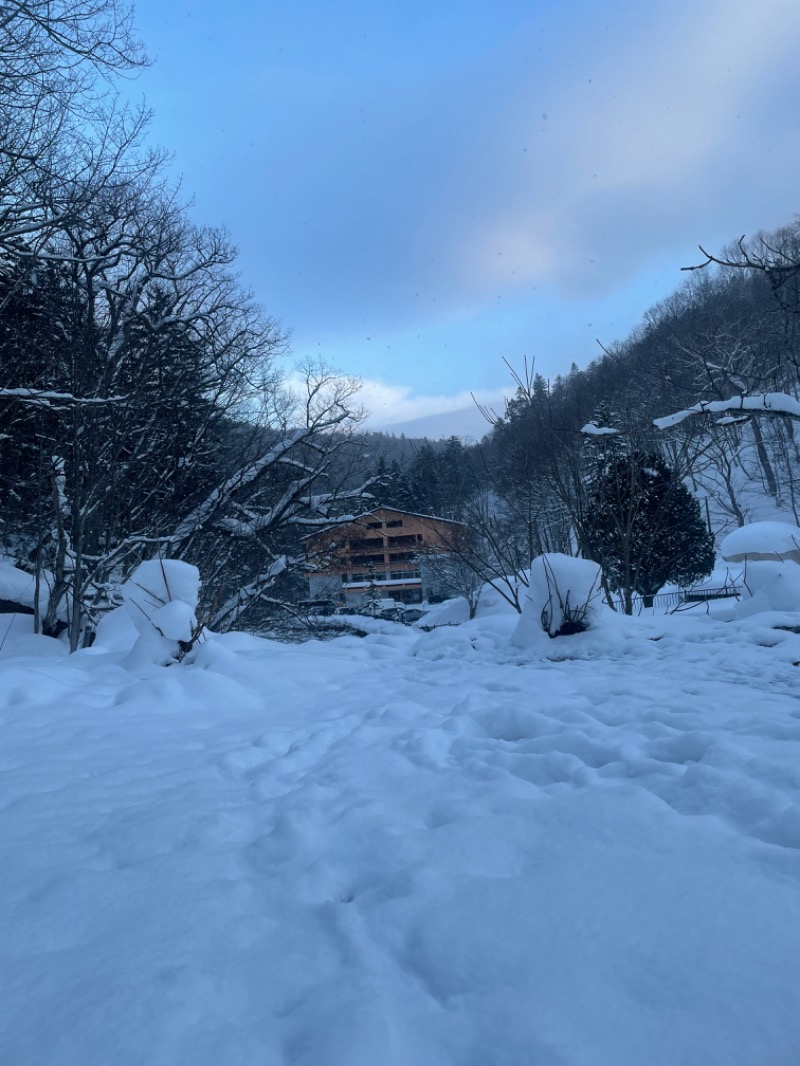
[[245, 0, 800, 341], [137, 0, 800, 398], [459, 0, 800, 299], [280, 369, 509, 434], [357, 379, 509, 429]]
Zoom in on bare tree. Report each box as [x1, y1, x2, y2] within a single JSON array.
[[178, 366, 373, 632], [684, 226, 800, 318], [0, 150, 290, 648], [0, 0, 148, 256], [418, 529, 485, 619]]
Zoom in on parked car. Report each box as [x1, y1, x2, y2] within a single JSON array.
[[306, 600, 338, 616], [378, 604, 406, 621]]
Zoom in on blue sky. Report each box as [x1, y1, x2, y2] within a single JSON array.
[[129, 0, 800, 435]]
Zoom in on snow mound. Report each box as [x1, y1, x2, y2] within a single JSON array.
[[736, 561, 800, 618], [121, 559, 201, 634], [513, 553, 604, 646], [91, 606, 139, 652], [474, 580, 523, 619], [421, 582, 524, 630], [0, 560, 50, 612], [0, 614, 67, 659], [120, 560, 201, 665], [418, 596, 470, 628], [150, 600, 197, 642], [721, 521, 800, 562]]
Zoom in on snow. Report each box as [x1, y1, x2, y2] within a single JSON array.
[[0, 388, 126, 406], [580, 421, 619, 436], [92, 604, 140, 651], [418, 595, 471, 627], [716, 524, 800, 616], [654, 391, 800, 430], [0, 560, 50, 611], [116, 559, 201, 664], [721, 520, 800, 561], [514, 553, 604, 644], [736, 561, 800, 618], [1, 609, 800, 1064], [149, 599, 198, 642], [0, 613, 67, 658], [121, 558, 201, 633]]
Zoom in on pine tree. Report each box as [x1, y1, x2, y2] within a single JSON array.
[[373, 457, 415, 511], [409, 442, 441, 514], [436, 436, 478, 518], [583, 451, 714, 613]]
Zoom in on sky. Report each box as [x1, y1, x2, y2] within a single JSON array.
[[127, 0, 800, 437]]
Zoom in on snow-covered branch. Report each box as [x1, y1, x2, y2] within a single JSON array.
[[581, 422, 620, 437], [170, 431, 307, 545], [0, 388, 126, 406], [654, 392, 800, 430], [208, 556, 289, 630]]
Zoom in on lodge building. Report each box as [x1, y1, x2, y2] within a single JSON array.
[[303, 506, 462, 607]]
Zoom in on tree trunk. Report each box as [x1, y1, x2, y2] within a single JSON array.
[[751, 417, 779, 499]]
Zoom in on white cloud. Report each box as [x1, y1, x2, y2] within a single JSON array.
[[143, 0, 800, 400], [358, 378, 509, 429]]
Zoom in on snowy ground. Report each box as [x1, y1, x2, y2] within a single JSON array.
[[2, 608, 800, 1065]]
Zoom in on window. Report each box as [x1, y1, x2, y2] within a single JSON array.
[[348, 537, 383, 551], [386, 519, 403, 528], [351, 554, 386, 566]]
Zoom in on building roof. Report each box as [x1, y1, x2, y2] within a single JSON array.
[[301, 506, 463, 542]]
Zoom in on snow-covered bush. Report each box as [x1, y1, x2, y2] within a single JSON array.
[[120, 559, 203, 665], [512, 554, 603, 647]]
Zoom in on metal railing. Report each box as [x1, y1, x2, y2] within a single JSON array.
[[615, 586, 742, 612]]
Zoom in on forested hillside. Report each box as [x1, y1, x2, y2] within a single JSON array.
[[361, 222, 800, 612]]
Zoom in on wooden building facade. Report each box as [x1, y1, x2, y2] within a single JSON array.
[[304, 506, 462, 607]]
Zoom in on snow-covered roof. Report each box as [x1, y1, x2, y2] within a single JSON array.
[[720, 521, 800, 562], [301, 507, 463, 541], [346, 506, 462, 525], [343, 577, 421, 589]]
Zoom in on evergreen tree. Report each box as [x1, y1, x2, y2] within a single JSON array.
[[373, 456, 415, 511], [436, 436, 478, 518], [409, 442, 441, 514], [583, 451, 714, 613]]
